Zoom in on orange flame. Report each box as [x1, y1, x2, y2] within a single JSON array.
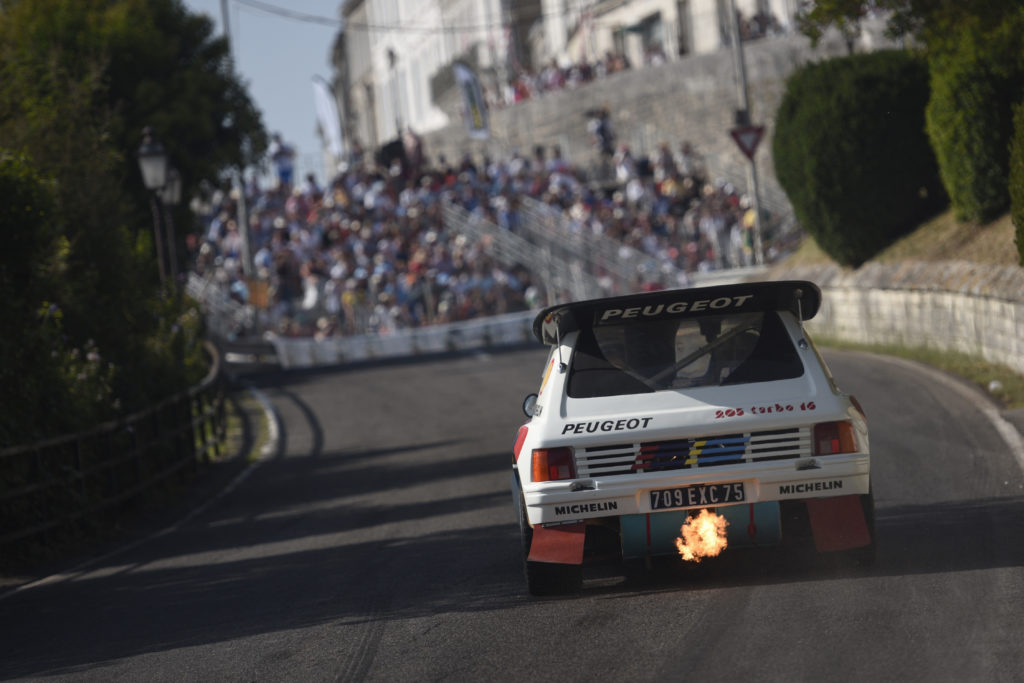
[[675, 509, 729, 562]]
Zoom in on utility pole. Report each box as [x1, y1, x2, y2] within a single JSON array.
[[727, 0, 765, 265], [219, 0, 253, 279], [220, 0, 231, 48]]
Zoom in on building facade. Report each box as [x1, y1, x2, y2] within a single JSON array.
[[333, 0, 810, 154]]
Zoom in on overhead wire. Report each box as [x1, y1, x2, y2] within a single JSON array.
[[231, 0, 609, 35]]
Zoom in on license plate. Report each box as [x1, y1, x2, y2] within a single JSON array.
[[649, 482, 746, 510]]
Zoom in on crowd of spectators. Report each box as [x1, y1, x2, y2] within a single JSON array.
[[191, 133, 786, 340], [739, 11, 785, 41], [493, 49, 635, 108], [482, 6, 783, 109]]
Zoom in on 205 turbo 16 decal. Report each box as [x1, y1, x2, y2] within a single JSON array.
[[714, 401, 817, 420]]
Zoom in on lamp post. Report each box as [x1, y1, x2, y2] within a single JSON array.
[[137, 127, 170, 285], [387, 47, 401, 137], [160, 166, 182, 285], [726, 0, 765, 265]]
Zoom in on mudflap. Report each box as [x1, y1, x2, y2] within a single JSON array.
[[806, 494, 872, 552], [528, 522, 586, 565], [620, 503, 781, 560]]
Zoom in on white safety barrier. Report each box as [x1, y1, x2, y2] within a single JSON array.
[[268, 310, 538, 369], [265, 269, 768, 370]]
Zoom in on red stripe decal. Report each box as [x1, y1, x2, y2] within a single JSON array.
[[513, 425, 529, 462]]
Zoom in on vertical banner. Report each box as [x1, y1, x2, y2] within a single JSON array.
[[453, 61, 489, 140], [312, 75, 346, 163]]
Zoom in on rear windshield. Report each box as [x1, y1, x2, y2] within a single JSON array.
[[567, 311, 804, 398]]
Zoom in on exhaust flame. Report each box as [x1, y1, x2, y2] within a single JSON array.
[[675, 509, 729, 562]]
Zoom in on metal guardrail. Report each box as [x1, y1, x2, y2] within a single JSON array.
[[0, 343, 227, 552]]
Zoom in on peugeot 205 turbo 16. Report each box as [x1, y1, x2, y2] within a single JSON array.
[[511, 280, 874, 595]]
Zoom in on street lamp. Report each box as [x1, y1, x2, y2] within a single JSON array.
[[160, 166, 182, 205], [137, 127, 170, 285], [138, 127, 168, 191], [160, 166, 182, 284]]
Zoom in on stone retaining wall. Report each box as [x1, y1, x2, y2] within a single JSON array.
[[776, 262, 1024, 374], [421, 27, 896, 212]]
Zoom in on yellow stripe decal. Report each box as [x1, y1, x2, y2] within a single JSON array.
[[686, 440, 705, 466]]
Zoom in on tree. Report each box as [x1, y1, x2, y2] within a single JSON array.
[[1, 0, 267, 219], [102, 0, 267, 194], [795, 1, 1024, 227], [0, 0, 267, 443], [795, 0, 1011, 49], [924, 10, 1024, 222], [773, 51, 946, 267]]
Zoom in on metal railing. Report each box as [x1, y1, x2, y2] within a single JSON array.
[[0, 343, 227, 554], [186, 273, 253, 340], [517, 196, 682, 294], [440, 200, 603, 304]]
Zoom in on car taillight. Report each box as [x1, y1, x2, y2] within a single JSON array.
[[813, 421, 858, 455], [532, 447, 576, 482]]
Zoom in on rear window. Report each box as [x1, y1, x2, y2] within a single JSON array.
[[568, 311, 804, 398]]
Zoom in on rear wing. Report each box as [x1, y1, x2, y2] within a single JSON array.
[[532, 280, 821, 345]]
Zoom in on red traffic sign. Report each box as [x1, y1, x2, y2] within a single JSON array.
[[730, 125, 765, 160]]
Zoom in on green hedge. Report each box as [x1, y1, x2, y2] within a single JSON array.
[[0, 150, 207, 447], [773, 50, 946, 267], [925, 10, 1024, 223]]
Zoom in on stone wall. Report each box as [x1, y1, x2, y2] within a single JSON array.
[[420, 30, 885, 212], [776, 262, 1024, 374]]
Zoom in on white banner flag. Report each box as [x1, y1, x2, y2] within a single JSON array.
[[312, 75, 345, 160], [453, 62, 489, 140]]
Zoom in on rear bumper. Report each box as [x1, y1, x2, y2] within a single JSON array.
[[523, 453, 870, 526]]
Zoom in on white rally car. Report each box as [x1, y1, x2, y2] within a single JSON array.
[[512, 280, 874, 595]]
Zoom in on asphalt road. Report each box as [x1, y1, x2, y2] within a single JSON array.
[[2, 347, 1023, 681]]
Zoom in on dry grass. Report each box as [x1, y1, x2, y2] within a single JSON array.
[[781, 210, 1018, 268], [874, 211, 1017, 265], [777, 210, 1024, 408], [817, 336, 1024, 409]]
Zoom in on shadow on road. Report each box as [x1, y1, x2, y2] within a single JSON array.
[[577, 496, 1024, 597], [4, 495, 1024, 679]]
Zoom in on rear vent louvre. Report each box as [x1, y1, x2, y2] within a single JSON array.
[[575, 427, 811, 477]]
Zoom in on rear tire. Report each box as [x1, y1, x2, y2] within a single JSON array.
[[518, 492, 582, 596]]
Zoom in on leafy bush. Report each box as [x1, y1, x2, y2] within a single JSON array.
[[773, 50, 947, 267], [1011, 102, 1024, 265], [0, 153, 128, 443], [0, 1, 230, 448], [925, 10, 1024, 223]]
